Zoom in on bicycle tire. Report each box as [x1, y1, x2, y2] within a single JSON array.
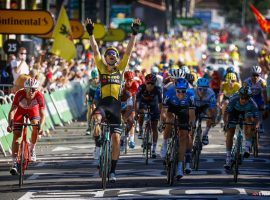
[[192, 148, 200, 171], [19, 141, 25, 187], [169, 140, 177, 186], [101, 141, 109, 190], [233, 142, 241, 183], [252, 132, 259, 157], [144, 124, 150, 165], [166, 140, 173, 184]]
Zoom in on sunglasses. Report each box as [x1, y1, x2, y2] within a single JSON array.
[[26, 88, 37, 93], [176, 89, 187, 94], [252, 73, 260, 77], [146, 82, 155, 85], [240, 95, 249, 100], [105, 50, 118, 57], [198, 87, 208, 92]]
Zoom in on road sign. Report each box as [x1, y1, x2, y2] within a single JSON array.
[[103, 28, 126, 42], [3, 39, 20, 54], [118, 22, 146, 34], [70, 20, 84, 39], [82, 23, 106, 40], [0, 9, 54, 35], [175, 17, 203, 26]]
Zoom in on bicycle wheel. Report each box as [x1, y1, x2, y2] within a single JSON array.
[[101, 141, 109, 190], [169, 140, 177, 186], [166, 141, 173, 184], [144, 125, 151, 165], [252, 132, 259, 157], [19, 141, 25, 187], [192, 147, 200, 171]]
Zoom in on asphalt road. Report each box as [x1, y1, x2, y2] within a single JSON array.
[[0, 56, 269, 200]]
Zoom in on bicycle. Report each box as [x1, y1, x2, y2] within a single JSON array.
[[164, 116, 179, 186], [97, 122, 120, 190], [192, 111, 212, 171], [251, 128, 259, 158], [229, 119, 255, 183], [13, 115, 39, 187], [138, 106, 153, 165]]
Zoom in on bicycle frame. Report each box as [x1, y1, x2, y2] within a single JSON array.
[[14, 116, 39, 187]]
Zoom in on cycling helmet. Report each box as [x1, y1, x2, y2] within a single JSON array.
[[104, 46, 119, 57], [169, 59, 174, 66], [24, 78, 39, 88], [251, 65, 262, 74], [197, 78, 209, 87], [145, 74, 157, 83], [134, 65, 142, 71], [186, 73, 195, 83], [226, 73, 237, 82], [129, 61, 136, 68], [175, 78, 189, 89], [124, 71, 134, 80], [151, 66, 159, 74], [226, 66, 235, 73], [239, 86, 252, 98], [169, 69, 186, 79], [91, 69, 99, 79], [163, 63, 169, 69], [181, 65, 190, 74]]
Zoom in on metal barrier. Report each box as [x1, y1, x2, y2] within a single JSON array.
[[0, 84, 13, 95]]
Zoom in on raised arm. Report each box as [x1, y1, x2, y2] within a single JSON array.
[[85, 18, 101, 58], [124, 18, 141, 57]]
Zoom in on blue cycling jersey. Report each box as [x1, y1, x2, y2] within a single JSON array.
[[163, 86, 194, 108], [94, 85, 101, 102], [191, 88, 217, 108], [226, 93, 259, 118]]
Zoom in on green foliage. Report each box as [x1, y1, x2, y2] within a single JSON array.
[[218, 0, 270, 25]]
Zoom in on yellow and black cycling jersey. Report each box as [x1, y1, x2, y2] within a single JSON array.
[[94, 54, 129, 100], [221, 81, 241, 98]]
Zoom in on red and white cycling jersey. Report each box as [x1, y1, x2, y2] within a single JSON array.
[[12, 89, 45, 122]]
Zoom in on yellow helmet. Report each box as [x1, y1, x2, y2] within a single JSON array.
[[104, 46, 119, 57], [171, 64, 179, 69], [226, 73, 237, 82]]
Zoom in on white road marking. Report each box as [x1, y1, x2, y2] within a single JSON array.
[[94, 190, 105, 197], [52, 147, 72, 151], [185, 189, 223, 194], [18, 192, 34, 200], [141, 189, 171, 195]]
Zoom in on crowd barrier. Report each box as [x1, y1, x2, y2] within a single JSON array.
[[0, 80, 88, 157]]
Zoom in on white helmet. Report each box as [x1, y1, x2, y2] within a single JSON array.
[[252, 65, 262, 74], [181, 65, 190, 74], [134, 65, 142, 71], [151, 66, 159, 74], [24, 78, 39, 89], [169, 68, 186, 79]]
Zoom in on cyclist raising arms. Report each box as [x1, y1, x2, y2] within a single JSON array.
[[223, 86, 259, 170], [7, 78, 46, 175], [85, 18, 140, 182]]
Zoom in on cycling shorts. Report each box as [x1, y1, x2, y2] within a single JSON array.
[[228, 108, 253, 128], [93, 97, 121, 134], [168, 105, 189, 131], [13, 107, 40, 131], [139, 102, 160, 121]]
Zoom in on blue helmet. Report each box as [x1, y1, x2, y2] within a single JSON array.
[[226, 66, 235, 73], [181, 65, 190, 74], [197, 78, 209, 87], [175, 78, 189, 89]]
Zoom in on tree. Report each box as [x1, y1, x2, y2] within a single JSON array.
[[218, 0, 270, 25]]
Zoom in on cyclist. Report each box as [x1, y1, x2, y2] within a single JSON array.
[[134, 65, 144, 85], [224, 66, 241, 82], [210, 71, 222, 98], [120, 71, 139, 149], [192, 78, 217, 145], [7, 78, 46, 175], [162, 78, 195, 179], [151, 66, 163, 88], [85, 18, 140, 182], [218, 73, 241, 125], [85, 69, 99, 135], [244, 65, 268, 133], [223, 86, 259, 170], [135, 74, 162, 158]]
